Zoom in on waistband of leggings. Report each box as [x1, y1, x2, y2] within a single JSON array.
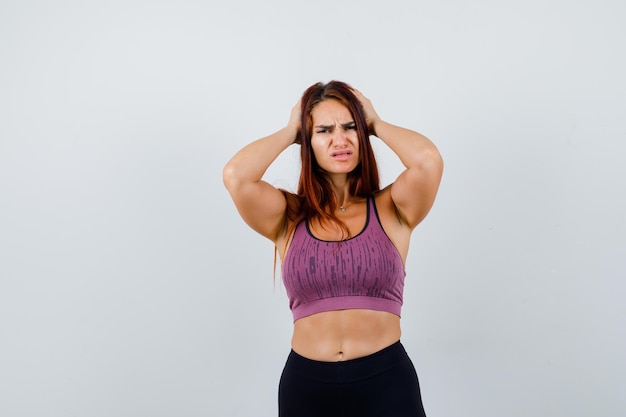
[[286, 340, 408, 383]]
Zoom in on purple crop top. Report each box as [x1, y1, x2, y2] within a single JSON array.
[[282, 196, 406, 322]]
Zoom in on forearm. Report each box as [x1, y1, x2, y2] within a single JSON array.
[[371, 120, 440, 169], [223, 126, 297, 188]]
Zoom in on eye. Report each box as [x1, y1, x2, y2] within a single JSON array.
[[316, 128, 329, 134]]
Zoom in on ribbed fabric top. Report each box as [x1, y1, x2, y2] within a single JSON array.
[[282, 196, 406, 322]]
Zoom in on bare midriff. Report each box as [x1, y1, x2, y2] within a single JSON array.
[[291, 309, 401, 362]]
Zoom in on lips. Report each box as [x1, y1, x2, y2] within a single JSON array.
[[331, 150, 352, 158]]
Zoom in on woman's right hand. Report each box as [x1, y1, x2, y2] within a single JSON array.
[[288, 99, 302, 144]]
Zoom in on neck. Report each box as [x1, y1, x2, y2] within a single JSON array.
[[337, 194, 354, 213], [330, 182, 352, 213], [337, 194, 349, 208]]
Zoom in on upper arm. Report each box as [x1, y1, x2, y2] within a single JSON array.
[[223, 170, 288, 243], [390, 147, 444, 229]]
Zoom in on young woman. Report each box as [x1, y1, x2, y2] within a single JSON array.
[[223, 81, 443, 417]]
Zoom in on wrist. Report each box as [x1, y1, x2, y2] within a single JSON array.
[[282, 124, 300, 145], [369, 118, 383, 137]]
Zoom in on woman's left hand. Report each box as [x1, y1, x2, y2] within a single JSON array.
[[352, 88, 381, 136]]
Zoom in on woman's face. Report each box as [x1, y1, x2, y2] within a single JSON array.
[[310, 99, 360, 176]]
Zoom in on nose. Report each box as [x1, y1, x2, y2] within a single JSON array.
[[331, 127, 349, 147]]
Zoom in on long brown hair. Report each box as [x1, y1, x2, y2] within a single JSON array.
[[280, 81, 381, 241]]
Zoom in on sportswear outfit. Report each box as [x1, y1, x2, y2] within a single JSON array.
[[279, 196, 427, 417]]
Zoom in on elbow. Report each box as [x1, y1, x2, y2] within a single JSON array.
[[222, 160, 241, 192], [412, 145, 444, 174], [430, 146, 444, 174], [426, 147, 444, 180]]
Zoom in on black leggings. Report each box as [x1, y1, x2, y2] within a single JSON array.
[[278, 341, 427, 417]]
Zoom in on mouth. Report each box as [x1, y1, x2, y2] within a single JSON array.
[[331, 150, 353, 158]]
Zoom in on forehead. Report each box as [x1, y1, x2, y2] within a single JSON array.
[[311, 99, 352, 123]]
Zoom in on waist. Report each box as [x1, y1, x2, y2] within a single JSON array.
[[291, 309, 401, 362], [285, 340, 408, 383]]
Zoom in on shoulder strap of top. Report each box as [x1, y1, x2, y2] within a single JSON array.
[[368, 194, 385, 231]]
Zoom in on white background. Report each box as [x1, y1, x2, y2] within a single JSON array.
[[1, 0, 624, 416]]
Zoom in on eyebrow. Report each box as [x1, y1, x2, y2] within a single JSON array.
[[314, 121, 355, 129]]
